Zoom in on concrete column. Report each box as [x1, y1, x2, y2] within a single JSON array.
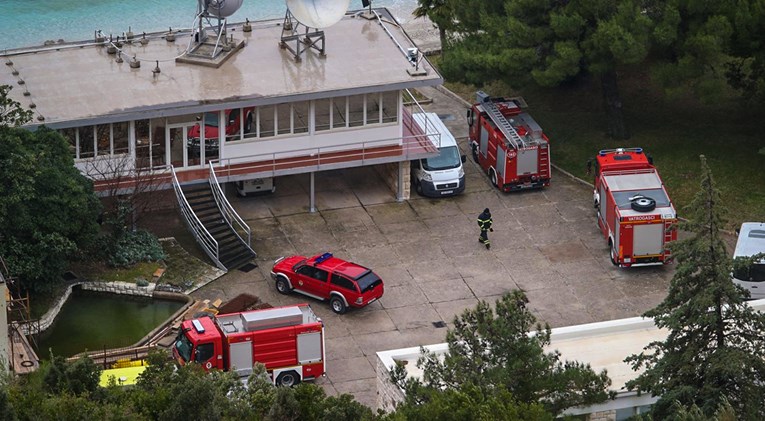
[[397, 161, 405, 202], [0, 275, 8, 372], [309, 172, 317, 213]]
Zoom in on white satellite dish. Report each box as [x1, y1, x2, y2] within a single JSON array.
[[206, 0, 244, 18], [285, 0, 351, 29]]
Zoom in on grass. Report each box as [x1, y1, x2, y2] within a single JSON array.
[[436, 58, 765, 230]]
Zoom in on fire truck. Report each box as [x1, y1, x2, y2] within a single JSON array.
[[591, 148, 677, 267], [467, 91, 551, 191], [172, 303, 325, 386]]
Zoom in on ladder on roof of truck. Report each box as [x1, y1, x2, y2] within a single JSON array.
[[477, 91, 525, 150]]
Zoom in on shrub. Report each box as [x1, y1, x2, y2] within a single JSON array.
[[135, 278, 149, 287], [109, 230, 165, 268]]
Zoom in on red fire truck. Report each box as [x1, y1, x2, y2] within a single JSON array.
[[591, 148, 677, 267], [467, 91, 551, 191], [172, 303, 325, 386]]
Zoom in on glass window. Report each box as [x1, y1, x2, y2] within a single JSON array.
[[313, 269, 329, 282], [297, 265, 316, 277], [259, 105, 275, 138], [348, 94, 365, 127], [332, 97, 347, 129], [382, 91, 398, 123], [113, 122, 129, 154], [355, 271, 382, 293], [366, 93, 381, 125], [96, 124, 111, 156], [331, 273, 358, 292], [315, 98, 331, 132], [194, 343, 215, 363], [277, 103, 292, 135], [60, 128, 77, 158], [135, 120, 151, 168], [293, 101, 309, 134], [79, 126, 95, 158]]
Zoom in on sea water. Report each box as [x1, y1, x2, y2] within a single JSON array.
[[0, 0, 418, 51]]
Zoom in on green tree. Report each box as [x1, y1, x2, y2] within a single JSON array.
[[0, 126, 101, 292], [391, 291, 614, 416], [0, 85, 33, 127], [384, 382, 551, 421], [412, 0, 454, 50], [433, 0, 651, 139], [625, 156, 765, 419]]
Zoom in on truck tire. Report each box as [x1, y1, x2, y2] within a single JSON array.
[[275, 276, 292, 294], [276, 370, 300, 387], [631, 196, 656, 212], [415, 179, 423, 196], [609, 240, 618, 266], [471, 143, 479, 163], [489, 168, 498, 187], [330, 296, 347, 314]]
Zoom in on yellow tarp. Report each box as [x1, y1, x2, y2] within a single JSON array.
[[99, 365, 147, 387]]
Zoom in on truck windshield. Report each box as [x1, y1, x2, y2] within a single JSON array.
[[613, 188, 670, 209], [203, 112, 219, 127], [356, 271, 382, 293], [422, 146, 461, 171], [174, 331, 194, 362]]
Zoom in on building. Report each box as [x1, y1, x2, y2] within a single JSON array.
[[375, 298, 765, 421], [1, 7, 443, 270]]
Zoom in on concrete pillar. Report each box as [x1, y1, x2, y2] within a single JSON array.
[[396, 161, 405, 202], [309, 172, 317, 213], [0, 275, 8, 372]]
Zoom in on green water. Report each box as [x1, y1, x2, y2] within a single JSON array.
[[36, 288, 184, 359]]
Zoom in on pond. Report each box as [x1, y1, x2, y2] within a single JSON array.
[[36, 288, 184, 359]]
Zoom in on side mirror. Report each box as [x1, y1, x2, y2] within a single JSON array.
[[736, 227, 741, 236], [461, 154, 467, 163]]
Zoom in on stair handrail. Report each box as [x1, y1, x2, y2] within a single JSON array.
[[208, 163, 254, 252], [170, 166, 223, 270]]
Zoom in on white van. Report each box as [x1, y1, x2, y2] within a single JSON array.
[[732, 222, 765, 299], [410, 113, 466, 197]]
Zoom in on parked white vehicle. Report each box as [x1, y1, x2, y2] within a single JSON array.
[[410, 113, 466, 197], [732, 222, 765, 299], [235, 177, 275, 196]]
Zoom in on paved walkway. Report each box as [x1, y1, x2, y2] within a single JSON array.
[[188, 85, 674, 408]]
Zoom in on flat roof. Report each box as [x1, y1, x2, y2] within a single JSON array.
[[1, 9, 442, 128], [377, 299, 765, 403]]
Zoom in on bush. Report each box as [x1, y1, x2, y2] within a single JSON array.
[[109, 230, 165, 268], [135, 278, 149, 287]]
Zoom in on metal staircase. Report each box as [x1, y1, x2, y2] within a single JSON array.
[[171, 165, 256, 271]]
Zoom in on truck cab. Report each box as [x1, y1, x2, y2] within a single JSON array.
[[410, 112, 466, 197], [187, 108, 254, 153]]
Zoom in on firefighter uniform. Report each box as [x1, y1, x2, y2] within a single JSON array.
[[477, 208, 493, 249]]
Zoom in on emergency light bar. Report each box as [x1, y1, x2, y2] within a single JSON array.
[[192, 319, 205, 333], [599, 147, 643, 156], [314, 252, 333, 264]]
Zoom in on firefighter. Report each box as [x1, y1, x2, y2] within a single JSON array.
[[477, 208, 493, 249]]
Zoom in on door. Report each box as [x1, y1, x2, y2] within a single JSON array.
[[294, 266, 330, 298], [496, 146, 506, 182], [633, 223, 664, 256], [168, 123, 201, 168], [297, 332, 323, 364], [516, 148, 538, 176], [229, 341, 254, 376]]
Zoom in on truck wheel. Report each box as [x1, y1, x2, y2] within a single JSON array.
[[276, 370, 300, 387], [275, 276, 292, 294], [489, 169, 498, 187], [415, 179, 423, 196], [330, 296, 347, 314], [471, 143, 479, 163], [609, 240, 618, 266], [630, 196, 656, 212]]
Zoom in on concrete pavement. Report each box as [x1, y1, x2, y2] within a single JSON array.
[[188, 85, 674, 409]]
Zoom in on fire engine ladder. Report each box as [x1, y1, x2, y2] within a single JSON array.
[[479, 93, 525, 149], [663, 219, 674, 258]]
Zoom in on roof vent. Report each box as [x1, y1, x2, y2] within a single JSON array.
[[192, 319, 205, 333], [130, 56, 141, 69]]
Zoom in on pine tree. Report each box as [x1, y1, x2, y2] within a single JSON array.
[[625, 155, 765, 419]]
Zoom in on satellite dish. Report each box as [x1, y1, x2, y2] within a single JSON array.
[[206, 0, 244, 18], [285, 0, 351, 29]]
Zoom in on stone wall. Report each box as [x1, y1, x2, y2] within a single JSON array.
[[374, 162, 410, 201], [376, 355, 406, 414], [20, 281, 156, 335]]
